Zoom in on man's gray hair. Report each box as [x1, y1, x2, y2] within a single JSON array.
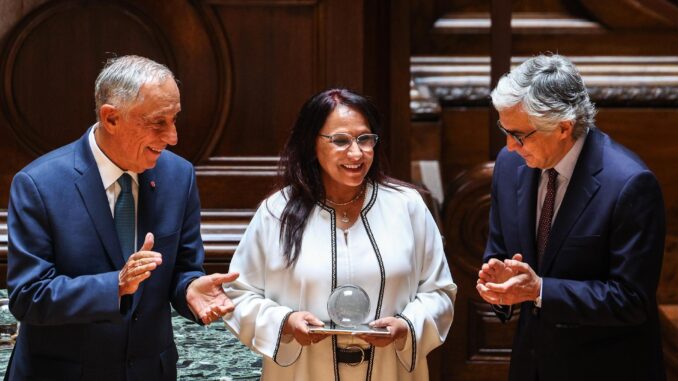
[[490, 54, 596, 139], [94, 55, 175, 120]]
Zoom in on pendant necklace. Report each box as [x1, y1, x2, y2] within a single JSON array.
[[326, 185, 366, 224]]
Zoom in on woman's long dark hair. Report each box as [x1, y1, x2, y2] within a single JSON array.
[[277, 88, 389, 267]]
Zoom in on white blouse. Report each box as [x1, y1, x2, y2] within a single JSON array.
[[223, 182, 457, 381]]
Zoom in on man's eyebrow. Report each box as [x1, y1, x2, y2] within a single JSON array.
[[142, 110, 181, 121]]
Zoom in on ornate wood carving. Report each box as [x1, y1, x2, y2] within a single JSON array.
[[444, 162, 494, 276], [410, 82, 442, 121], [467, 300, 519, 362], [439, 162, 514, 380], [0, 0, 230, 163], [412, 56, 678, 107], [0, 0, 175, 157]]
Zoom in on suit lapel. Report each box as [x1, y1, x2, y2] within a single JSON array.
[[131, 169, 157, 312], [516, 164, 540, 270], [73, 130, 126, 270], [540, 129, 603, 274]]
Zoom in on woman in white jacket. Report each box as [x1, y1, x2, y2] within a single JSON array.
[[223, 88, 457, 380]]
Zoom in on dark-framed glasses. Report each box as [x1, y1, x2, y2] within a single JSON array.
[[496, 121, 539, 147], [319, 133, 379, 151]]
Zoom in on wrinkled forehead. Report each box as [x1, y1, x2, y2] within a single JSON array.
[[135, 80, 181, 114]]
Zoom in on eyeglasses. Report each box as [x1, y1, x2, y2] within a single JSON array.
[[319, 133, 379, 151], [496, 121, 539, 147]]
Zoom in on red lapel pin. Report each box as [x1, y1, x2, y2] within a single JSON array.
[[150, 180, 156, 190]]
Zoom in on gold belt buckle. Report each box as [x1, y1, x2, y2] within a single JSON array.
[[344, 345, 365, 367]]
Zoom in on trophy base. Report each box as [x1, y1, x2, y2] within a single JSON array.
[[308, 323, 390, 336]]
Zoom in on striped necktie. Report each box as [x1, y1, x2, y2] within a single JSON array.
[[114, 173, 135, 259]]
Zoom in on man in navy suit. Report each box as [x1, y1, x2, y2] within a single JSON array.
[[6, 55, 239, 380], [477, 54, 666, 381]]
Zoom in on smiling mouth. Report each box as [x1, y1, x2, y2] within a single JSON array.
[[342, 163, 363, 170], [148, 147, 163, 154]]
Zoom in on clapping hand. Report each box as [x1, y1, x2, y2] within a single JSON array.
[[118, 233, 162, 297], [476, 254, 541, 305]]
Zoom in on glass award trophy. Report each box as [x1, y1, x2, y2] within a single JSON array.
[[308, 285, 389, 336]]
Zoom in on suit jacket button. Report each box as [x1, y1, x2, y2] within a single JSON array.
[[128, 357, 135, 367], [133, 312, 139, 321]]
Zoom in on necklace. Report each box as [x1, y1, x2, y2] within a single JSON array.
[[326, 185, 366, 223]]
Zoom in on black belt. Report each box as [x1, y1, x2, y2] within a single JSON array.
[[336, 346, 371, 366]]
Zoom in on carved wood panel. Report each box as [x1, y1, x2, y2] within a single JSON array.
[[441, 162, 518, 381]]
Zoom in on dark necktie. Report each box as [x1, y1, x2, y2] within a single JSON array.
[[114, 173, 135, 259], [537, 168, 558, 265]]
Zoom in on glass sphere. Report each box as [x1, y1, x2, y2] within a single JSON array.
[[327, 285, 370, 327]]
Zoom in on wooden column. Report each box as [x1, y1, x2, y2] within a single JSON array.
[[364, 0, 411, 181], [489, 0, 512, 160]]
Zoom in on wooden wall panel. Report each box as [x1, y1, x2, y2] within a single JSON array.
[[210, 3, 319, 157], [441, 107, 490, 181], [0, 0, 224, 200]]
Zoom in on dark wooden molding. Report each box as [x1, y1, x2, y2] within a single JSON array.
[[198, 0, 317, 5], [196, 157, 280, 210], [412, 1, 678, 56], [412, 56, 678, 107], [387, 0, 412, 182], [489, 0, 512, 161], [467, 300, 518, 362], [433, 12, 604, 35], [438, 161, 513, 380], [201, 209, 254, 267], [443, 162, 494, 276], [410, 82, 441, 121], [578, 0, 678, 29], [188, 0, 235, 163], [195, 156, 280, 175]]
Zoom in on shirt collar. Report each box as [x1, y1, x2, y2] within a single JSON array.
[[88, 125, 139, 189], [546, 128, 589, 181]]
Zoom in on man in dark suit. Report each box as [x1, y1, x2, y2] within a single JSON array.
[[477, 54, 666, 381], [6, 55, 239, 380]]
